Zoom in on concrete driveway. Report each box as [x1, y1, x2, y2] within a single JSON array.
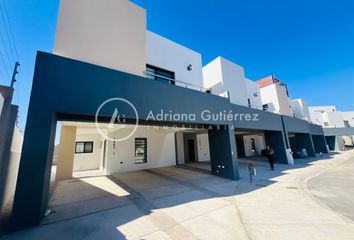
[[2, 152, 354, 240]]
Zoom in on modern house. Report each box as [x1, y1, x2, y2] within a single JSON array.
[[309, 106, 354, 150], [11, 0, 329, 230]]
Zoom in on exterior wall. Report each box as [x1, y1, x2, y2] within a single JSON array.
[[309, 106, 337, 127], [54, 0, 147, 76], [203, 57, 249, 107], [197, 133, 210, 162], [146, 31, 203, 89], [259, 84, 279, 113], [106, 126, 176, 173], [260, 83, 293, 116], [175, 132, 185, 164], [246, 79, 262, 109], [0, 93, 4, 118], [55, 126, 77, 181], [1, 126, 23, 211], [291, 99, 311, 122], [73, 130, 103, 172], [243, 134, 266, 156], [342, 112, 354, 127], [326, 112, 345, 127]]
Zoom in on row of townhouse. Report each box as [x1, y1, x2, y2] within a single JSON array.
[[309, 106, 354, 150], [8, 0, 351, 230]]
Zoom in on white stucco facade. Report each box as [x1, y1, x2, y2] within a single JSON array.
[[245, 79, 262, 109], [202, 57, 249, 107], [342, 112, 354, 127], [73, 129, 105, 172], [146, 31, 204, 89], [309, 106, 344, 127], [106, 126, 176, 174], [260, 83, 293, 116], [291, 99, 311, 122], [54, 0, 147, 76]]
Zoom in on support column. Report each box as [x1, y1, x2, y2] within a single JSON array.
[[264, 130, 288, 164], [208, 125, 239, 180], [55, 126, 77, 181], [295, 133, 316, 157], [311, 135, 329, 153]]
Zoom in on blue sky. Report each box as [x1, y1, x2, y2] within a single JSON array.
[[1, 0, 354, 131]]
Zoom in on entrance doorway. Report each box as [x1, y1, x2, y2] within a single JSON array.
[[187, 139, 196, 162]]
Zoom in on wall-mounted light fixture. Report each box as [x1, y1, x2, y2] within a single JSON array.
[[187, 64, 193, 71]]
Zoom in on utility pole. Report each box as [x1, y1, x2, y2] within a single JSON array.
[[10, 61, 20, 88]]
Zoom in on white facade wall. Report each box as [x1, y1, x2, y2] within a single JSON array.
[[146, 31, 204, 89], [54, 0, 147, 76], [1, 126, 23, 211], [73, 129, 104, 172], [197, 133, 210, 162], [0, 93, 4, 118], [326, 112, 345, 128], [243, 135, 266, 157], [106, 127, 176, 173], [202, 57, 248, 107], [342, 112, 354, 127], [291, 99, 311, 122], [260, 84, 293, 116], [259, 85, 279, 113], [245, 79, 262, 109]]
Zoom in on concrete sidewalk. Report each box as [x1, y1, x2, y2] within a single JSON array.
[[2, 152, 354, 240]]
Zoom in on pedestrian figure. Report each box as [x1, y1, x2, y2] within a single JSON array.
[[266, 146, 275, 170]]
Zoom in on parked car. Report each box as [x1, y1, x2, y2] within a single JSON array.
[[292, 148, 308, 159]]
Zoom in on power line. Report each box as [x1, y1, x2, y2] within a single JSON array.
[[0, 2, 16, 62], [0, 31, 12, 69], [1, 0, 19, 60], [0, 50, 10, 79]]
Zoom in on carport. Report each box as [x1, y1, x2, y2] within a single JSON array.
[[12, 52, 240, 230], [323, 127, 354, 151], [231, 104, 289, 165], [282, 116, 316, 158], [310, 124, 329, 153]]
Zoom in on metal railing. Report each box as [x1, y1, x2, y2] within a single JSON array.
[[144, 71, 212, 93]]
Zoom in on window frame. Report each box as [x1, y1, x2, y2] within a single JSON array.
[[75, 141, 94, 154], [146, 64, 175, 85], [135, 138, 147, 164]]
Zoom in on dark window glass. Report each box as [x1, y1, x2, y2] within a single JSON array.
[[75, 142, 94, 154], [146, 65, 175, 85], [251, 139, 256, 151], [135, 138, 147, 164]]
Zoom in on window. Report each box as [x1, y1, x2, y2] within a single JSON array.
[[344, 121, 350, 127], [324, 122, 329, 127], [146, 65, 175, 85], [75, 142, 94, 154], [135, 138, 147, 164], [263, 104, 269, 111]]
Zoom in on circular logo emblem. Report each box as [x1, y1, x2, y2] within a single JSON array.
[[95, 98, 139, 142]]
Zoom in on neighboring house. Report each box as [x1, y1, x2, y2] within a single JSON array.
[[257, 75, 293, 116], [291, 99, 311, 122], [0, 86, 23, 216], [202, 57, 262, 109], [309, 106, 354, 150]]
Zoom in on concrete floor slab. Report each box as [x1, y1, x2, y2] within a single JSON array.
[[3, 151, 354, 240]]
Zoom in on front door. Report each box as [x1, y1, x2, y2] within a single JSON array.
[[188, 139, 196, 162]]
